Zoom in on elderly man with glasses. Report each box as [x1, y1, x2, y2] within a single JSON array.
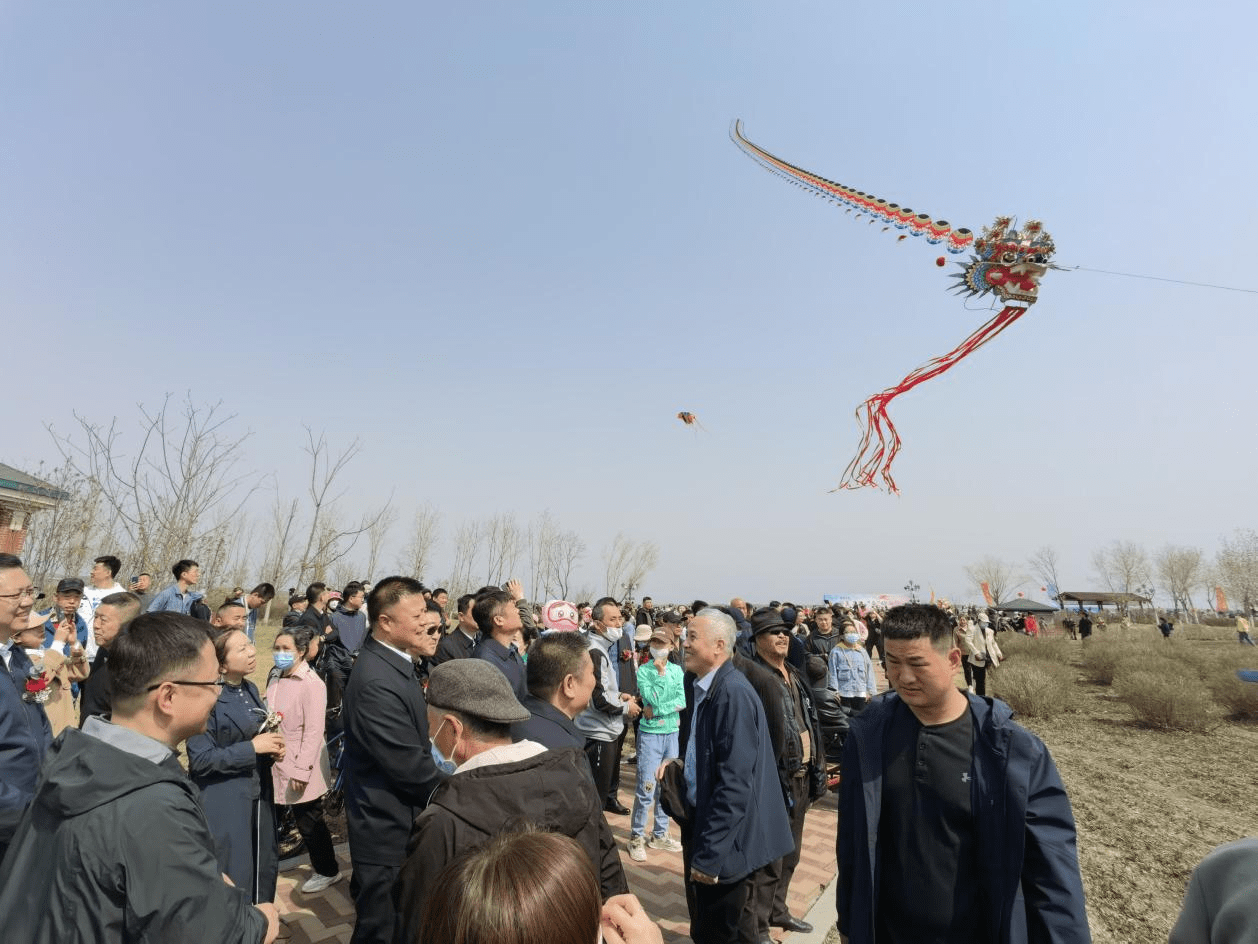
[[0, 553, 53, 864]]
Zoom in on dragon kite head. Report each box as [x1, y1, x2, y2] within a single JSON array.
[[951, 217, 1055, 306]]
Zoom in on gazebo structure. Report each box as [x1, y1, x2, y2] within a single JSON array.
[[1057, 590, 1152, 616], [0, 463, 69, 555]]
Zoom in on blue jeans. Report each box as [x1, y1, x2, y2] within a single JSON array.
[[630, 730, 678, 839]]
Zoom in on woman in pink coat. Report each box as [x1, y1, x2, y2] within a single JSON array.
[[267, 624, 341, 894]]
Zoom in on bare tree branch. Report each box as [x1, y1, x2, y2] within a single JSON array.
[[400, 504, 442, 583], [964, 556, 1028, 605]]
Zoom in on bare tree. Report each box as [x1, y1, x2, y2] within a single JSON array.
[[21, 461, 111, 589], [50, 396, 263, 575], [364, 501, 397, 581], [1027, 546, 1064, 602], [260, 497, 301, 590], [448, 520, 483, 598], [1218, 529, 1258, 614], [964, 556, 1027, 605], [482, 513, 524, 586], [1092, 540, 1151, 610], [602, 533, 659, 602], [1155, 545, 1204, 618], [399, 504, 442, 582], [294, 427, 391, 587], [526, 512, 586, 601]]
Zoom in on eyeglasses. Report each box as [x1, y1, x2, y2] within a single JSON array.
[[146, 679, 226, 692], [424, 625, 442, 637], [0, 587, 39, 601], [764, 628, 792, 637]]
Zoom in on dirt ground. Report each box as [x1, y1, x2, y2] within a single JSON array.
[[1002, 639, 1258, 944]]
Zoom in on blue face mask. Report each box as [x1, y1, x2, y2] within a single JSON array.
[[843, 633, 860, 646], [430, 719, 456, 775], [273, 651, 297, 671]]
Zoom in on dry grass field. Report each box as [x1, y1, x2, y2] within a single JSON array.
[[991, 626, 1258, 943]]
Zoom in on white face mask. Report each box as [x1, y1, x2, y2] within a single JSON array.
[[601, 625, 623, 643], [649, 646, 670, 661]]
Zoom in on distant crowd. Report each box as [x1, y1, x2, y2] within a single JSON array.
[[2, 552, 1255, 943]]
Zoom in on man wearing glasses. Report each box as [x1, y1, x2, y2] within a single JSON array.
[[0, 611, 280, 942], [0, 553, 52, 864]]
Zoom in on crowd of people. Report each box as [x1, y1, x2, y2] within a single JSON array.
[[2, 550, 1256, 943]]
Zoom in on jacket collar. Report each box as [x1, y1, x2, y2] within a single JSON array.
[[363, 634, 415, 676]]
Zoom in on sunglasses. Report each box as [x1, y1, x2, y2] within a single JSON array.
[[764, 628, 791, 637], [424, 625, 442, 637]]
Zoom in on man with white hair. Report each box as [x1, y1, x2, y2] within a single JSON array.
[[675, 608, 793, 944]]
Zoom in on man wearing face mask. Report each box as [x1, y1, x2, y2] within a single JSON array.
[[393, 659, 627, 944], [575, 597, 641, 816]]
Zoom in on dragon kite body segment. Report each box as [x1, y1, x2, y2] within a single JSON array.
[[730, 120, 1055, 493]]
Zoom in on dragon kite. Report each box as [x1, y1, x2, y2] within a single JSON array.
[[731, 119, 1055, 493]]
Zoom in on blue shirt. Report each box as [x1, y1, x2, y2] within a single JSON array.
[[684, 665, 720, 807], [145, 584, 203, 615]]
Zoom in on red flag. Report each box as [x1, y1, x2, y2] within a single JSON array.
[[1216, 587, 1229, 612], [980, 582, 994, 606]]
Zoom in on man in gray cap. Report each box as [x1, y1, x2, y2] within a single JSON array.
[[393, 659, 628, 943]]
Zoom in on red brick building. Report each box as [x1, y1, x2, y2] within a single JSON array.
[[0, 463, 69, 556]]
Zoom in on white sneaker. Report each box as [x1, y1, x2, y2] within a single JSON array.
[[647, 835, 683, 852], [627, 837, 647, 862], [299, 871, 343, 894]]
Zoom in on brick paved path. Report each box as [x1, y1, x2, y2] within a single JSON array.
[[275, 653, 890, 943]]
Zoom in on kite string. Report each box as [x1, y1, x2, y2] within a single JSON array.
[[1057, 265, 1256, 295]]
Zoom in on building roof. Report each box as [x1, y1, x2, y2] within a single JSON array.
[[1057, 591, 1152, 606], [0, 463, 70, 502]]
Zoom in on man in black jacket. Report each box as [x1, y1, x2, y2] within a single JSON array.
[[0, 611, 277, 943], [395, 658, 626, 944], [78, 591, 142, 727], [342, 577, 447, 944], [747, 608, 827, 939], [432, 592, 478, 665], [512, 631, 596, 752]]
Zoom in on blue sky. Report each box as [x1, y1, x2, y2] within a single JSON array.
[[4, 2, 1254, 603]]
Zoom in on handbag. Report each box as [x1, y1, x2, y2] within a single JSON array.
[[657, 759, 692, 826]]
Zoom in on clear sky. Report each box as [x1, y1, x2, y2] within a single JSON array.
[[4, 2, 1254, 604]]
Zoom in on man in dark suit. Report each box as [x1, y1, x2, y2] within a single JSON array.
[[342, 576, 447, 944], [511, 631, 596, 752], [677, 607, 794, 944], [432, 592, 478, 665], [0, 553, 53, 863]]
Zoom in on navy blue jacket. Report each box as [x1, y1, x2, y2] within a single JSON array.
[[838, 692, 1090, 944], [679, 660, 794, 881], [0, 647, 52, 858], [342, 636, 447, 868]]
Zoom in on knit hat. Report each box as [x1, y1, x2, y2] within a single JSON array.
[[541, 600, 580, 633], [427, 659, 530, 724]]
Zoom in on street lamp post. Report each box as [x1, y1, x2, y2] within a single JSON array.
[[904, 580, 920, 604]]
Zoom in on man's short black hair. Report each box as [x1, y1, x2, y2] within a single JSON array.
[[99, 591, 143, 627], [305, 582, 327, 605], [592, 597, 619, 622], [250, 583, 276, 602], [0, 553, 21, 572], [526, 632, 591, 701], [432, 587, 448, 598], [110, 612, 212, 705], [172, 559, 198, 581], [95, 555, 122, 578], [367, 576, 425, 625], [473, 590, 514, 635], [457, 593, 476, 616], [881, 603, 956, 651]]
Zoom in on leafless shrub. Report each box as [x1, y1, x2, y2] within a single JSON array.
[[991, 660, 1079, 719], [1115, 671, 1221, 733]]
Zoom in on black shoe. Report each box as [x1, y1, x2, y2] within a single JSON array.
[[604, 800, 630, 816], [623, 754, 637, 764], [772, 916, 813, 933]]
